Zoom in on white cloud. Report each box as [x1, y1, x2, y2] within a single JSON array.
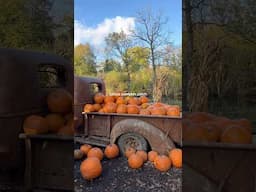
[[74, 16, 135, 47]]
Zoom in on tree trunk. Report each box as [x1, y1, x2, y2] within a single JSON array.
[[151, 46, 158, 102]]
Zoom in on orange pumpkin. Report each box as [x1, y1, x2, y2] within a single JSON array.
[[23, 115, 49, 134], [98, 108, 105, 113], [154, 155, 171, 172], [203, 121, 221, 142], [233, 118, 252, 133], [116, 97, 127, 105], [183, 123, 209, 142], [167, 106, 180, 117], [148, 151, 158, 162], [128, 97, 140, 105], [128, 153, 144, 169], [87, 147, 104, 160], [127, 105, 140, 114], [169, 149, 182, 168], [47, 89, 72, 113], [57, 120, 74, 136], [116, 104, 127, 114], [139, 109, 151, 115], [125, 147, 136, 158], [139, 96, 149, 104], [93, 104, 102, 112], [80, 157, 102, 180], [80, 144, 92, 156], [220, 125, 252, 144], [188, 112, 215, 123], [104, 144, 119, 159], [103, 102, 117, 113], [84, 104, 95, 112], [136, 150, 147, 162], [104, 96, 115, 104], [94, 93, 105, 104], [45, 114, 65, 133], [153, 102, 165, 108], [150, 107, 166, 116], [141, 103, 150, 109]]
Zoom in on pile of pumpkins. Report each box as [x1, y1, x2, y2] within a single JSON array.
[[183, 112, 253, 144], [23, 89, 74, 136], [75, 143, 182, 181], [84, 93, 181, 117]]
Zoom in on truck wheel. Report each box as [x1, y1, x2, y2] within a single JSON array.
[[117, 132, 148, 156]]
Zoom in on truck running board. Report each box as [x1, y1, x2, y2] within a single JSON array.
[[75, 136, 110, 147]]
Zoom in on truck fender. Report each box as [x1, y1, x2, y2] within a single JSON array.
[[110, 119, 175, 155]]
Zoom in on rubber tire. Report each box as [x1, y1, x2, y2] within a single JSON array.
[[117, 132, 148, 156]]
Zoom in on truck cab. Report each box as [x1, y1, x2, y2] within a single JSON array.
[[0, 48, 73, 190]]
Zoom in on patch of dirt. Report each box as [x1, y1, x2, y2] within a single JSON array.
[[74, 147, 182, 192]]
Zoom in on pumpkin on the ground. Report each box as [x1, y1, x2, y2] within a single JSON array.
[[169, 149, 182, 168], [154, 155, 171, 172], [136, 150, 147, 162], [125, 147, 136, 158], [23, 115, 49, 134], [128, 153, 144, 169], [80, 144, 92, 156], [47, 89, 72, 113], [80, 157, 102, 180], [87, 147, 104, 160], [74, 149, 84, 160], [45, 113, 65, 133], [148, 151, 158, 162], [104, 144, 119, 159]]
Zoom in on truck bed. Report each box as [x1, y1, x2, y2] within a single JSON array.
[[76, 112, 182, 147]]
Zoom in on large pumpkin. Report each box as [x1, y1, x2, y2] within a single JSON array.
[[23, 115, 49, 134], [47, 89, 72, 113], [45, 113, 65, 133], [128, 153, 144, 169], [127, 105, 139, 114], [104, 144, 119, 159], [103, 103, 117, 113], [154, 155, 171, 172], [220, 125, 252, 144], [80, 157, 102, 180]]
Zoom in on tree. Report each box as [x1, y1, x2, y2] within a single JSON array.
[[102, 59, 121, 72], [74, 43, 97, 76], [132, 8, 171, 102], [126, 46, 150, 71], [105, 31, 134, 91]]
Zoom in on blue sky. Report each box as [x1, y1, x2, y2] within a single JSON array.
[[75, 0, 181, 57]]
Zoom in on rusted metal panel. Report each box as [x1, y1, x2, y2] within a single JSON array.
[[20, 134, 73, 191], [183, 142, 256, 192], [82, 112, 182, 154]]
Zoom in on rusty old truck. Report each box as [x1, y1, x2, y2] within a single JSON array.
[[74, 76, 182, 155], [0, 48, 74, 191]]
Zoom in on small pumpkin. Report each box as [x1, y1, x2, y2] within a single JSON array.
[[47, 89, 72, 113], [104, 96, 115, 104], [154, 155, 171, 172], [94, 93, 105, 104], [74, 149, 84, 160], [116, 97, 127, 105], [87, 147, 104, 160], [148, 151, 158, 162], [45, 113, 65, 133], [104, 144, 119, 159], [169, 149, 182, 168], [80, 157, 102, 180], [93, 104, 102, 112], [139, 109, 151, 115], [139, 96, 149, 104], [127, 105, 140, 114], [84, 104, 95, 112], [125, 147, 136, 158], [80, 144, 92, 156], [128, 153, 144, 169], [103, 102, 117, 113], [23, 115, 49, 134], [128, 97, 140, 105], [136, 150, 147, 162], [116, 104, 127, 114], [220, 125, 252, 144]]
